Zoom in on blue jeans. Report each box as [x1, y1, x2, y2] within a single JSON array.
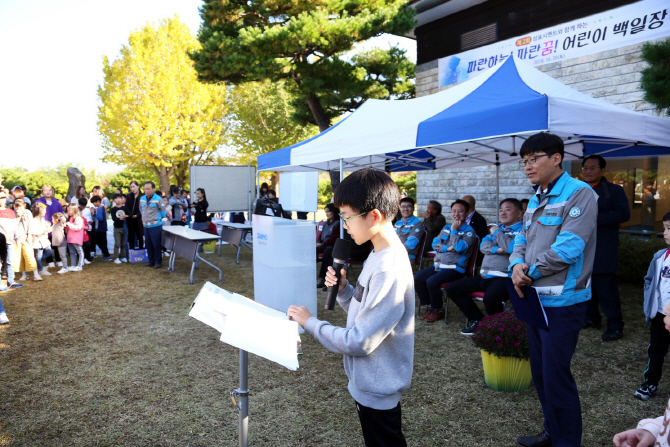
[[4, 243, 14, 284], [144, 226, 163, 266], [34, 247, 53, 271]]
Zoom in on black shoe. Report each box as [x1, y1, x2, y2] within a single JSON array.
[[461, 320, 479, 336], [153, 264, 162, 269], [581, 320, 601, 330], [316, 279, 326, 288], [144, 264, 155, 268], [517, 430, 552, 446], [602, 329, 623, 341]]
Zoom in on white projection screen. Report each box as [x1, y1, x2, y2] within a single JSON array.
[[190, 165, 256, 213], [278, 172, 319, 212]]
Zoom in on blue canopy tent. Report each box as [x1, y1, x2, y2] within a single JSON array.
[[257, 56, 670, 214]]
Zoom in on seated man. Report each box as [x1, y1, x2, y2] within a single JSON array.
[[414, 199, 477, 323], [446, 198, 524, 335], [422, 200, 446, 256], [394, 197, 425, 261]]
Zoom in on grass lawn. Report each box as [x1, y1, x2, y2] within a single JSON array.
[[0, 245, 665, 446]]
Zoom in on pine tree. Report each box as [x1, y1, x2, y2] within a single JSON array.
[[640, 38, 670, 116]]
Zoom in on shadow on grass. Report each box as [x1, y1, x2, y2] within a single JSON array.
[[0, 247, 663, 446]]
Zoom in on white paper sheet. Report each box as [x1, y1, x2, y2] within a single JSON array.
[[189, 282, 300, 371]]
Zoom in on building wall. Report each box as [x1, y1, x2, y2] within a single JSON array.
[[415, 38, 665, 222]]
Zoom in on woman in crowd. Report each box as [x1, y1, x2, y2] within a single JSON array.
[[0, 233, 9, 323], [190, 188, 209, 231], [259, 182, 269, 198], [315, 203, 340, 288], [125, 181, 143, 249], [71, 185, 88, 205], [29, 203, 53, 277]]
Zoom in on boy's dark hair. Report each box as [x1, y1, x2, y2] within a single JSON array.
[[112, 193, 123, 200], [500, 198, 523, 211], [520, 198, 530, 205], [428, 200, 442, 214], [520, 132, 564, 163], [663, 212, 670, 222], [90, 195, 101, 204], [400, 197, 415, 207], [77, 197, 88, 207], [267, 189, 277, 196], [582, 154, 606, 169], [450, 199, 470, 213], [324, 203, 339, 214], [333, 168, 399, 221]]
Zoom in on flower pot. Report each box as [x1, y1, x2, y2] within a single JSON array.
[[480, 350, 532, 392]]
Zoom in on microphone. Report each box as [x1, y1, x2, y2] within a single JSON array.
[[325, 238, 352, 310]]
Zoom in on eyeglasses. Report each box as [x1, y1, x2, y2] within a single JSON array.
[[339, 211, 366, 227], [581, 166, 601, 172], [400, 205, 413, 209], [519, 154, 549, 167]]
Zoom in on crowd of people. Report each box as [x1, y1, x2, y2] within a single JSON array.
[[0, 180, 212, 324]]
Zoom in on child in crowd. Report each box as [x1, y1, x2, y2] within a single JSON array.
[[78, 198, 93, 264], [162, 196, 172, 223], [14, 199, 40, 281], [634, 211, 670, 402], [203, 214, 218, 235], [90, 195, 111, 261], [110, 193, 129, 264], [287, 168, 415, 447], [51, 212, 69, 274], [615, 299, 670, 446], [29, 203, 53, 277], [66, 204, 85, 271]]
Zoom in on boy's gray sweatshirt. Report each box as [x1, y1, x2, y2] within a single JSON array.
[[304, 241, 415, 410]]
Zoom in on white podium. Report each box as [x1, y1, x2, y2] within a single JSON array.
[[252, 215, 317, 319]]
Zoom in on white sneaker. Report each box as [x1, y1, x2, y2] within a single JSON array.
[[0, 312, 8, 324], [39, 269, 51, 276], [120, 258, 128, 263], [48, 262, 55, 268], [57, 268, 68, 274], [19, 273, 28, 281], [114, 258, 122, 264], [33, 274, 42, 281], [83, 259, 91, 265], [72, 266, 82, 271], [56, 261, 63, 267]]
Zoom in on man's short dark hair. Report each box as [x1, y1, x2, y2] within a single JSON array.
[[663, 211, 670, 223], [90, 195, 101, 204], [144, 181, 155, 188], [428, 200, 442, 214], [333, 168, 400, 221], [500, 198, 523, 211], [520, 198, 529, 205], [400, 197, 415, 207], [78, 197, 88, 207], [112, 193, 123, 200], [520, 132, 564, 163], [582, 154, 606, 169], [450, 199, 470, 213]]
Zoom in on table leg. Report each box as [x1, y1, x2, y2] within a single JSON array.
[[195, 253, 223, 282]]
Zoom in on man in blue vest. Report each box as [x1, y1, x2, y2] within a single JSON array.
[[139, 182, 166, 269], [510, 133, 597, 447], [394, 197, 425, 261], [581, 155, 630, 341]]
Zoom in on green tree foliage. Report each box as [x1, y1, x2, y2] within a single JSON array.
[[641, 38, 670, 116], [190, 1, 416, 188], [97, 17, 229, 193], [224, 79, 319, 166], [393, 172, 416, 201]]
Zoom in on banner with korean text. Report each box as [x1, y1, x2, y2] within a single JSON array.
[[438, 0, 669, 87]]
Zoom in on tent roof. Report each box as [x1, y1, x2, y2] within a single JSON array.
[[258, 56, 670, 172]]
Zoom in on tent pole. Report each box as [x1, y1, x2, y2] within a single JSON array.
[[496, 162, 500, 213], [340, 159, 344, 238]]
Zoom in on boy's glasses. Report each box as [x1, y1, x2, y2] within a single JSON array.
[[339, 212, 366, 227]]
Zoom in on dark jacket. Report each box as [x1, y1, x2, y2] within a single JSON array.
[[592, 177, 630, 274], [467, 210, 488, 242], [423, 214, 446, 254]]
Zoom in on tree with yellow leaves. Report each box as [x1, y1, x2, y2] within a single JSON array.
[[97, 17, 228, 192]]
